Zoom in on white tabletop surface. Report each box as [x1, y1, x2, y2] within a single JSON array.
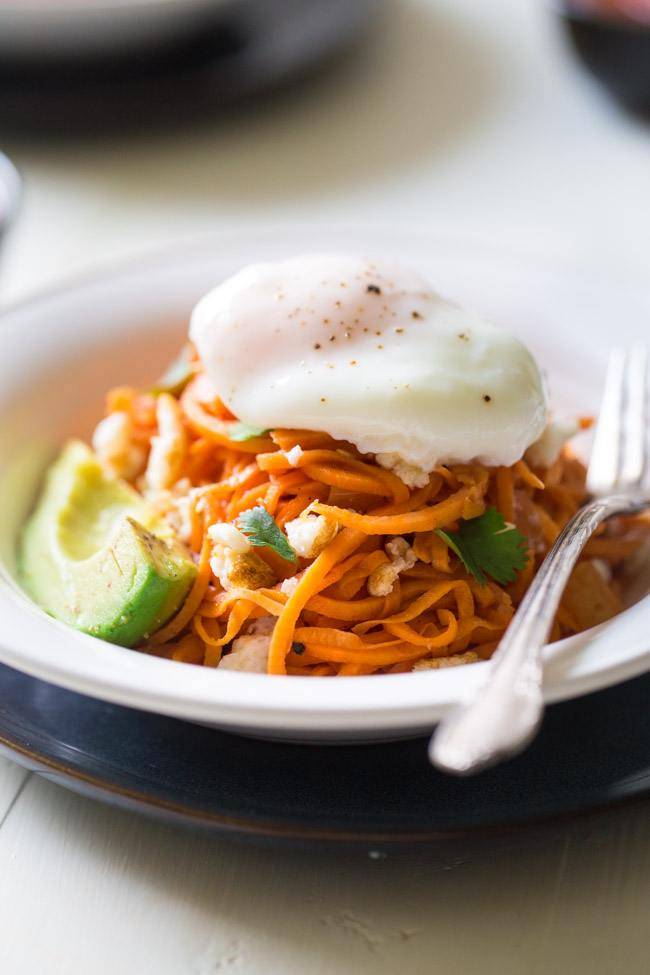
[[2, 1, 650, 972]]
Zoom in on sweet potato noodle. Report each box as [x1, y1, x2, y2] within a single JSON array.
[[104, 370, 650, 676]]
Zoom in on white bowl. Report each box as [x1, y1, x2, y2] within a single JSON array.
[[1, 228, 649, 742]]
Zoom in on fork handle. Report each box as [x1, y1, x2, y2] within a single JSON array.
[[430, 494, 646, 776]]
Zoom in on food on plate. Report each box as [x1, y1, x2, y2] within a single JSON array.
[[20, 440, 196, 647], [191, 254, 547, 471], [19, 254, 650, 676]]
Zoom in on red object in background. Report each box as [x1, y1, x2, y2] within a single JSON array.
[[559, 1, 650, 114], [569, 1, 650, 22]]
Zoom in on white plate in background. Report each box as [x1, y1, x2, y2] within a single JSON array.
[[0, 227, 648, 742]]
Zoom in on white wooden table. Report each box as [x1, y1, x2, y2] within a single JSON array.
[[2, 2, 650, 971]]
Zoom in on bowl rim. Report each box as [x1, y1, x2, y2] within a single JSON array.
[[0, 226, 649, 737]]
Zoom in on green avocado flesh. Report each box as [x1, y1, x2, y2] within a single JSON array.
[[19, 440, 197, 647]]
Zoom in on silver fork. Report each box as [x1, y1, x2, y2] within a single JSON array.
[[430, 345, 649, 776]]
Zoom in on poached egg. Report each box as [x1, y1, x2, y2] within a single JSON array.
[[190, 254, 547, 472]]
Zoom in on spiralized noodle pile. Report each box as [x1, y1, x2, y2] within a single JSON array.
[[99, 355, 650, 676]]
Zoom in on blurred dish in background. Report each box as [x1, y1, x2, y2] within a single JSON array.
[[0, 0, 377, 135], [556, 1, 650, 114], [0, 0, 240, 59], [565, 0, 650, 23]]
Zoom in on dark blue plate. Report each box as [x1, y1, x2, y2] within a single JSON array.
[[1, 662, 650, 848]]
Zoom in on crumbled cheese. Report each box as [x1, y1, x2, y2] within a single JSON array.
[[285, 513, 338, 559], [208, 522, 252, 553], [92, 411, 129, 456], [170, 495, 193, 544], [218, 634, 270, 672], [525, 418, 579, 469], [210, 548, 276, 590], [285, 445, 304, 466], [367, 564, 399, 597], [245, 616, 276, 636], [385, 537, 413, 562], [412, 651, 479, 671], [145, 393, 187, 491], [145, 479, 195, 543], [92, 411, 146, 481], [376, 452, 430, 489], [280, 575, 300, 596], [367, 537, 416, 596]]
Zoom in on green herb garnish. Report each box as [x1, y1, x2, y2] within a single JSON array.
[[151, 344, 195, 397], [238, 506, 297, 563], [435, 507, 528, 586], [229, 422, 269, 442], [291, 642, 306, 655]]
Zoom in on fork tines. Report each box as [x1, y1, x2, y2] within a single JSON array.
[[587, 345, 648, 497]]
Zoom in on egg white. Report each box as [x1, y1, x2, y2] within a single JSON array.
[[190, 254, 547, 471]]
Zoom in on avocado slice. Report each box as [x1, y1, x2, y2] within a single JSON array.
[[19, 440, 197, 647]]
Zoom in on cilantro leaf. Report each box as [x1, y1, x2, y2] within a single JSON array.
[[435, 508, 528, 586], [238, 506, 297, 563], [229, 422, 269, 442]]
